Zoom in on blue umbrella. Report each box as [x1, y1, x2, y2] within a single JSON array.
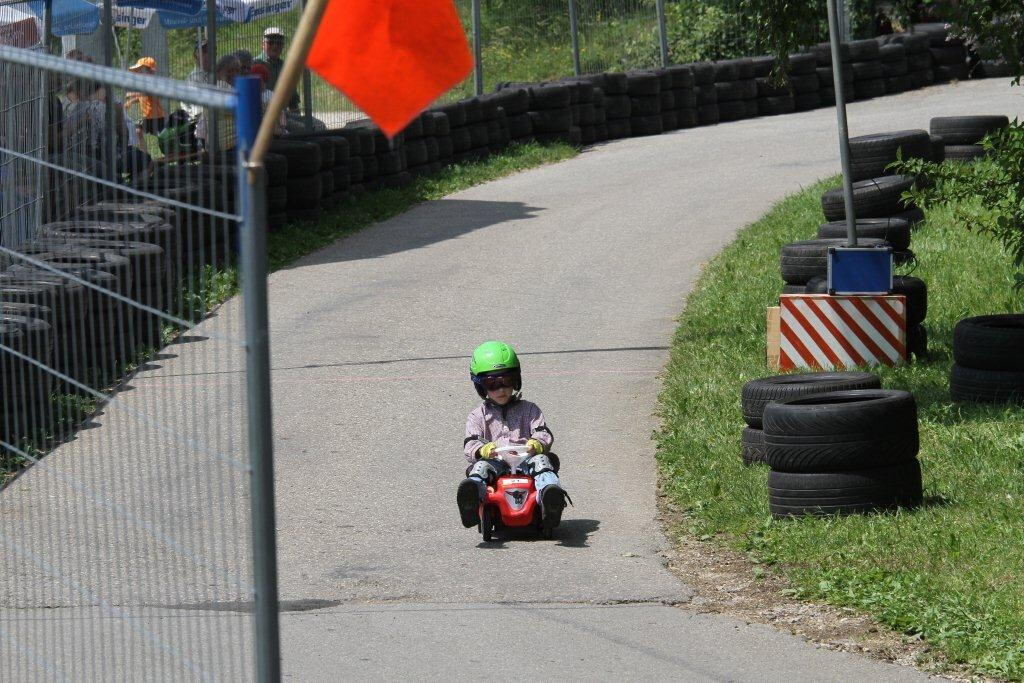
[[26, 0, 99, 36]]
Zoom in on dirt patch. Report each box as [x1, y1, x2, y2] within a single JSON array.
[[656, 497, 998, 682]]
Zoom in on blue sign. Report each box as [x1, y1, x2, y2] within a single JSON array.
[[827, 246, 893, 295]]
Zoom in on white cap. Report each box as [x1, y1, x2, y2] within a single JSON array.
[[263, 26, 284, 38]]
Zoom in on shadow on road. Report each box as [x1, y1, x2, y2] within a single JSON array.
[[284, 199, 545, 269], [475, 518, 600, 549]]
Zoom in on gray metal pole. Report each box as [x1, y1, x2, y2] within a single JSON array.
[[42, 0, 53, 52], [656, 0, 669, 68], [207, 4, 218, 158], [241, 161, 281, 683], [471, 0, 483, 95], [102, 0, 116, 181], [300, 0, 314, 129], [568, 0, 581, 76], [826, 0, 857, 246]]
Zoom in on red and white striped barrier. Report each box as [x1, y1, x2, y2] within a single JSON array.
[[779, 294, 906, 370]]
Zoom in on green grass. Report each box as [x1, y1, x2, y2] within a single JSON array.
[[656, 177, 1024, 680]]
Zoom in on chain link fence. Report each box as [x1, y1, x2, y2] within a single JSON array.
[[0, 47, 271, 679], [94, 0, 881, 130]]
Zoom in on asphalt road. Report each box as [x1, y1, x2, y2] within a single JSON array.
[[3, 78, 1023, 680]]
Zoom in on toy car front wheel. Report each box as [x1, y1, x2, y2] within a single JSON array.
[[481, 506, 495, 542]]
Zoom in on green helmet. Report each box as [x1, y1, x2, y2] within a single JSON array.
[[470, 341, 522, 398]]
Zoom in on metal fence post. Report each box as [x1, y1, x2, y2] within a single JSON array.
[[826, 0, 857, 245], [207, 5, 219, 158], [236, 75, 281, 683], [656, 0, 669, 67], [300, 0, 314, 130], [471, 0, 483, 95], [567, 0, 581, 76]]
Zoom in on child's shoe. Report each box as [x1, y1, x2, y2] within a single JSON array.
[[540, 484, 568, 532], [457, 478, 481, 528]]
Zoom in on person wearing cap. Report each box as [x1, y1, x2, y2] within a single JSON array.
[[182, 39, 211, 120], [255, 26, 300, 112], [124, 57, 167, 135]]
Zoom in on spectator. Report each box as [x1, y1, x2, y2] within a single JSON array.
[[255, 27, 300, 112], [234, 49, 253, 76], [61, 78, 105, 158], [182, 39, 211, 120], [124, 57, 167, 135], [196, 54, 239, 153], [251, 63, 286, 136]]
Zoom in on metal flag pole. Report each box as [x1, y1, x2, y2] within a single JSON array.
[[568, 0, 581, 76], [826, 0, 857, 246], [471, 0, 483, 95]]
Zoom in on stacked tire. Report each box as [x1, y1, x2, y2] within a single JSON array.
[[489, 87, 532, 145], [820, 174, 922, 234], [0, 301, 53, 444], [886, 33, 933, 90], [950, 314, 1024, 403], [811, 41, 853, 106], [713, 58, 757, 122], [525, 84, 576, 145], [879, 41, 913, 95], [270, 138, 324, 224], [764, 389, 923, 517], [625, 71, 664, 136], [779, 237, 889, 294], [399, 111, 437, 179], [844, 128, 931, 182], [755, 56, 795, 116], [740, 371, 881, 465], [586, 72, 630, 140], [667, 65, 698, 129], [930, 115, 1009, 162], [787, 53, 821, 111], [688, 62, 719, 126], [848, 39, 886, 101], [917, 22, 969, 83]]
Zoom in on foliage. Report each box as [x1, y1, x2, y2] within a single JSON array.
[[896, 121, 1024, 289], [664, 0, 755, 62]]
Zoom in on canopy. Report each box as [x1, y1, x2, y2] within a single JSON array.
[[0, 4, 40, 46], [25, 0, 99, 36]]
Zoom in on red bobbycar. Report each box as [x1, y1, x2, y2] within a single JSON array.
[[478, 445, 559, 541]]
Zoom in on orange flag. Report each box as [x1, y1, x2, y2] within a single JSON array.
[[307, 0, 474, 138]]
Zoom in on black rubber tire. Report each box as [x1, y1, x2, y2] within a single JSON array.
[[15, 246, 132, 296], [817, 218, 911, 251], [481, 506, 495, 542], [758, 96, 795, 116], [602, 72, 629, 94], [906, 52, 933, 71], [674, 89, 697, 110], [507, 113, 533, 139], [789, 74, 819, 95], [625, 71, 660, 96], [934, 64, 969, 82], [782, 284, 806, 295], [268, 139, 321, 176], [742, 371, 881, 429], [891, 276, 928, 327], [686, 62, 716, 85], [794, 93, 822, 111], [660, 111, 678, 131], [606, 119, 632, 139], [527, 109, 572, 133], [697, 104, 720, 125], [821, 175, 916, 221], [668, 65, 696, 89], [856, 78, 887, 99], [318, 170, 335, 198], [462, 97, 483, 124], [780, 238, 889, 285], [847, 130, 930, 181], [435, 102, 467, 128], [950, 364, 1024, 404], [849, 39, 880, 61], [944, 144, 986, 162], [908, 324, 928, 361], [788, 53, 817, 75], [714, 81, 745, 102], [711, 60, 738, 82], [604, 95, 632, 119], [717, 100, 748, 122], [332, 166, 351, 193], [768, 459, 922, 518], [879, 43, 907, 63], [929, 115, 1009, 145], [929, 135, 945, 163], [347, 156, 365, 183], [285, 175, 323, 210], [405, 139, 429, 167], [630, 115, 664, 136], [756, 77, 789, 98], [763, 390, 919, 473], [810, 42, 851, 65], [659, 91, 675, 112], [953, 314, 1024, 371], [929, 45, 967, 66], [892, 206, 926, 227], [751, 55, 775, 77], [630, 95, 661, 116], [695, 84, 718, 105], [851, 60, 884, 81], [450, 127, 472, 153]]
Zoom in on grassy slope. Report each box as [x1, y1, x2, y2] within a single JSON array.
[[656, 178, 1024, 680]]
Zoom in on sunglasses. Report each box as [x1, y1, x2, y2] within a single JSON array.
[[480, 374, 515, 391]]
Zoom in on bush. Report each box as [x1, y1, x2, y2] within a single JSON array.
[[896, 120, 1024, 289]]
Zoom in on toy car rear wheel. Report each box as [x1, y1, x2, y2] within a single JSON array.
[[481, 506, 495, 542]]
